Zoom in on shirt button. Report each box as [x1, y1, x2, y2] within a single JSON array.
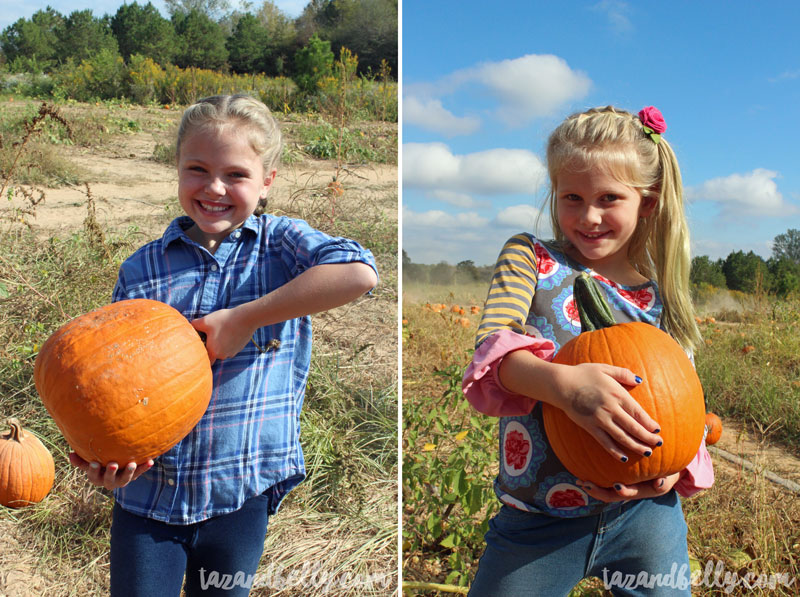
[[210, 264, 218, 272], [234, 230, 241, 238], [167, 478, 175, 486]]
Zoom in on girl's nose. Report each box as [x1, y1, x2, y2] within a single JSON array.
[[580, 205, 602, 226], [207, 177, 225, 196]]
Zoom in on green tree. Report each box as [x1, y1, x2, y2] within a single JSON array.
[[772, 229, 800, 263], [0, 8, 64, 69], [768, 257, 800, 296], [172, 9, 228, 70], [326, 0, 397, 76], [293, 33, 333, 94], [57, 9, 119, 63], [690, 256, 727, 288], [256, 0, 297, 76], [226, 13, 268, 73], [111, 2, 177, 65], [722, 251, 770, 294], [456, 259, 479, 282], [164, 0, 231, 19]]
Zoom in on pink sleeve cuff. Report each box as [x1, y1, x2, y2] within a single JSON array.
[[675, 438, 715, 497], [462, 329, 556, 417]]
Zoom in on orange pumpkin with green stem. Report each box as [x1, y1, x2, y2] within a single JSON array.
[[34, 299, 213, 466], [0, 418, 55, 508], [542, 273, 706, 488]]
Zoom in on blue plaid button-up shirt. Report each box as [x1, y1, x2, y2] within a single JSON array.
[[111, 214, 378, 524]]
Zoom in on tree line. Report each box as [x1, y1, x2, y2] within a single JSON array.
[[0, 0, 397, 81], [403, 229, 800, 297]]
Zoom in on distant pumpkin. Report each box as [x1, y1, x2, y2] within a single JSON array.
[[705, 413, 723, 445], [0, 419, 55, 508]]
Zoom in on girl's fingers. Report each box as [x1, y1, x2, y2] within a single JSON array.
[[589, 428, 631, 464]]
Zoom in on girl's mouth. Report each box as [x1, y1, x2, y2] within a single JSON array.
[[198, 201, 231, 213], [579, 230, 610, 240]]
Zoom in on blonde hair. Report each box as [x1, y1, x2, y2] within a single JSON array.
[[545, 106, 701, 352], [176, 94, 282, 173]]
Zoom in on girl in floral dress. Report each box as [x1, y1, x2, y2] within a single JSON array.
[[463, 106, 713, 596]]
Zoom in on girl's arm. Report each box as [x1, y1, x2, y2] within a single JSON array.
[[499, 348, 661, 461], [192, 262, 377, 363]]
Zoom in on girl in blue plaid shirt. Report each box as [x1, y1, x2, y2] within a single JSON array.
[[69, 94, 378, 596]]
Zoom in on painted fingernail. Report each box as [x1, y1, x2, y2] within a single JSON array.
[[127, 463, 136, 471], [614, 484, 623, 491], [659, 479, 665, 488], [89, 462, 100, 469], [644, 450, 652, 457], [653, 428, 661, 433], [656, 440, 663, 447], [620, 455, 628, 463], [634, 376, 643, 384]]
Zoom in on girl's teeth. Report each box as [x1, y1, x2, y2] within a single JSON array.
[[202, 203, 228, 212]]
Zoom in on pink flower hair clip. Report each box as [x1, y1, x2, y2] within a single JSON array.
[[638, 106, 667, 144]]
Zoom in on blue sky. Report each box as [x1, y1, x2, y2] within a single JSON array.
[[402, 0, 800, 265], [0, 0, 307, 33]]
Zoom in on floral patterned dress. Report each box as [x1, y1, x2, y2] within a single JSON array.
[[463, 233, 711, 517]]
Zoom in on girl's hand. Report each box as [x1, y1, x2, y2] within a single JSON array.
[[555, 362, 662, 462], [191, 307, 253, 365], [68, 452, 154, 490], [577, 472, 680, 503]]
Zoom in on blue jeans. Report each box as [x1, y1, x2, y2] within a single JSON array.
[[469, 491, 690, 597], [110, 492, 271, 596]]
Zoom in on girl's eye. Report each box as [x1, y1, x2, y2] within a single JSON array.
[[602, 194, 620, 202], [188, 165, 206, 173], [563, 194, 581, 202]]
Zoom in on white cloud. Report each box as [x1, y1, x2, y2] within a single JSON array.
[[402, 207, 488, 230], [404, 54, 591, 134], [686, 168, 795, 217], [494, 204, 542, 230], [591, 0, 633, 33], [447, 54, 592, 127], [403, 96, 480, 137], [403, 142, 547, 196], [429, 190, 490, 209]]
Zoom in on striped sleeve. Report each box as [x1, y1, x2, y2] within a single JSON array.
[[475, 234, 538, 347]]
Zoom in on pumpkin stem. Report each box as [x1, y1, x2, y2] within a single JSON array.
[[574, 273, 617, 331], [5, 418, 24, 442]]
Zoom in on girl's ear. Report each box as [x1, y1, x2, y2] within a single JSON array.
[[260, 169, 277, 199], [639, 193, 658, 218]]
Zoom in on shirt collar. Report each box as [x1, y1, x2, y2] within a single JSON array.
[[161, 215, 261, 253]]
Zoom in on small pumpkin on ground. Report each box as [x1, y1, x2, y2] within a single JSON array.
[[0, 418, 55, 508], [542, 273, 706, 488], [704, 412, 723, 445], [34, 299, 213, 466]]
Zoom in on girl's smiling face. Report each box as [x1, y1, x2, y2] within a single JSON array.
[[178, 125, 275, 252], [556, 163, 655, 280]]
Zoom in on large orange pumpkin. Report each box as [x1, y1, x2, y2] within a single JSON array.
[[542, 274, 706, 488], [0, 418, 55, 508], [34, 299, 213, 466]]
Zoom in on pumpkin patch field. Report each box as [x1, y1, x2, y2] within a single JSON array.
[[0, 97, 398, 596], [402, 280, 800, 596]]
